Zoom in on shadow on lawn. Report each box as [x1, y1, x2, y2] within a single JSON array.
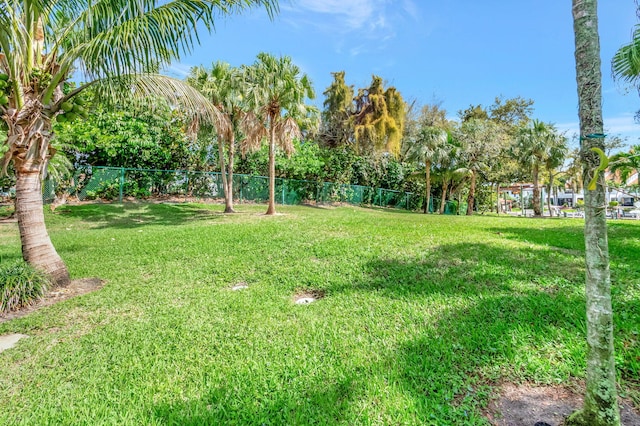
[[149, 241, 638, 424], [152, 374, 360, 425], [57, 203, 225, 229]]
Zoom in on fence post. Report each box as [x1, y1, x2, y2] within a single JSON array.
[[119, 167, 125, 203]]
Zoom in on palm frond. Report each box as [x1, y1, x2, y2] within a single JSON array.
[[613, 24, 640, 85], [87, 73, 222, 126]]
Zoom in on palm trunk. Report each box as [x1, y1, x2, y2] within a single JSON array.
[[225, 141, 235, 213], [466, 170, 476, 216], [217, 137, 232, 213], [423, 161, 431, 214], [15, 168, 70, 287], [266, 121, 276, 215], [439, 180, 449, 214], [547, 175, 553, 217], [532, 164, 542, 216], [567, 0, 620, 424]]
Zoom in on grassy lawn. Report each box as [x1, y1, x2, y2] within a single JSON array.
[[0, 203, 638, 425]]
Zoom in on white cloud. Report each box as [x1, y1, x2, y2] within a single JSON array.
[[281, 0, 419, 56], [292, 0, 378, 31]]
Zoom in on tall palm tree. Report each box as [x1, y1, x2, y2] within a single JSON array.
[[241, 53, 318, 215], [513, 120, 563, 217], [567, 0, 620, 424], [187, 62, 249, 213], [543, 130, 568, 216], [0, 0, 277, 286], [404, 126, 448, 213]]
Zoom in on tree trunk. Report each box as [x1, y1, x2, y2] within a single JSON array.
[[217, 137, 232, 213], [225, 141, 235, 213], [266, 121, 276, 215], [439, 180, 449, 214], [496, 183, 501, 214], [566, 1, 620, 424], [423, 161, 431, 214], [533, 164, 542, 216], [547, 176, 553, 217], [466, 170, 476, 215], [15, 168, 70, 287]]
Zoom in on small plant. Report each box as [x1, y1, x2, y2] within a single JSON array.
[[609, 200, 619, 207], [0, 260, 50, 313]]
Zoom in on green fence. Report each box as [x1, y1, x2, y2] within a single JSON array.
[[43, 166, 462, 213]]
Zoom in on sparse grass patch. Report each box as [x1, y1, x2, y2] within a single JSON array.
[[0, 203, 638, 424]]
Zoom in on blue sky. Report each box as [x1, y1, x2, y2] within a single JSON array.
[[167, 1, 640, 147]]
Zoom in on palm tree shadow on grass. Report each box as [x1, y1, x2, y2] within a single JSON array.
[[343, 243, 638, 422], [56, 203, 225, 229], [148, 242, 638, 424], [152, 374, 360, 425]]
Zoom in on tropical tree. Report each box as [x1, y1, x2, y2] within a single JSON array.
[[352, 75, 405, 157], [567, 0, 620, 424], [404, 105, 451, 213], [513, 120, 566, 217], [609, 145, 640, 186], [0, 0, 277, 286], [187, 62, 250, 213], [455, 119, 505, 215], [426, 129, 463, 215], [241, 53, 318, 215], [612, 0, 640, 88], [319, 71, 354, 148], [543, 132, 569, 216]]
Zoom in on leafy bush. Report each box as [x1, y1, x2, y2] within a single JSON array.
[[0, 260, 50, 313]]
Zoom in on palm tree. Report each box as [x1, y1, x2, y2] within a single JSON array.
[[404, 126, 448, 213], [241, 53, 318, 215], [513, 120, 563, 217], [567, 0, 620, 424], [0, 0, 277, 286], [187, 62, 249, 213], [543, 131, 568, 216], [609, 145, 640, 186]]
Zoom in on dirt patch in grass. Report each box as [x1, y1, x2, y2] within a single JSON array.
[[0, 278, 105, 324], [484, 382, 640, 425], [293, 289, 326, 304]]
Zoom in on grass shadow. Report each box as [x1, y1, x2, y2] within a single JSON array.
[[57, 203, 225, 229], [152, 373, 359, 425]]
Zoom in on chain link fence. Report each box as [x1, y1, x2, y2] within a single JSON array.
[[43, 166, 462, 213]]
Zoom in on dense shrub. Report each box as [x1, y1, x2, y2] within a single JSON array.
[[0, 260, 50, 313]]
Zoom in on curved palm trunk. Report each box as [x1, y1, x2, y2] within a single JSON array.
[[466, 170, 476, 216], [567, 0, 620, 424], [439, 180, 449, 214], [15, 168, 70, 286], [266, 120, 276, 215], [423, 160, 431, 214], [532, 164, 542, 216], [8, 103, 69, 287]]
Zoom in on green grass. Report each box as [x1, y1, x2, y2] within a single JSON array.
[[0, 203, 638, 425]]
